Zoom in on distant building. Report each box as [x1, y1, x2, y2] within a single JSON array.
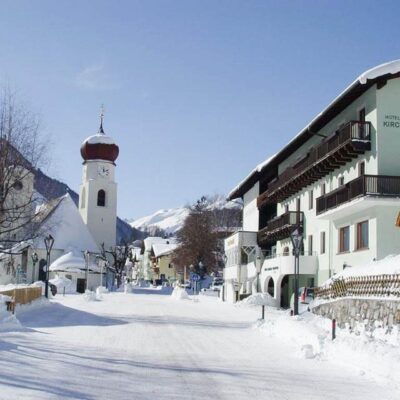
[[224, 60, 400, 306]]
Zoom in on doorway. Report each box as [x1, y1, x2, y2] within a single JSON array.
[[77, 278, 86, 293]]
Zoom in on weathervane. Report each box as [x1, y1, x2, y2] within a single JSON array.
[[99, 104, 105, 134]]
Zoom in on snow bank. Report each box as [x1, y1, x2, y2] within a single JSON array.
[[82, 290, 98, 302], [237, 293, 278, 307], [96, 286, 108, 296], [323, 254, 400, 287], [0, 294, 21, 332], [49, 276, 75, 294], [258, 308, 400, 385], [171, 286, 190, 300]]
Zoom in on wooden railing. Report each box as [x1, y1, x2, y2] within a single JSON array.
[[316, 175, 400, 215], [258, 211, 303, 244], [315, 275, 400, 300], [258, 121, 371, 207]]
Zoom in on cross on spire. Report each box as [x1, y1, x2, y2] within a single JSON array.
[[99, 104, 105, 134]]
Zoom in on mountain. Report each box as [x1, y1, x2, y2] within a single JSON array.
[[33, 168, 140, 243], [129, 195, 242, 235]]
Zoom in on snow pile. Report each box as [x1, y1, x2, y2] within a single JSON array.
[[31, 281, 54, 297], [49, 276, 75, 294], [237, 293, 278, 307], [323, 254, 400, 287], [258, 308, 400, 384], [0, 294, 21, 331], [124, 283, 133, 294], [82, 290, 98, 302], [96, 286, 108, 296], [171, 286, 190, 300]]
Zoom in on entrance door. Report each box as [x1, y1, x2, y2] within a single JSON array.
[[77, 278, 86, 293], [280, 275, 290, 308]]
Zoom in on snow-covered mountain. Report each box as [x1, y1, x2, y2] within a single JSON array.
[[129, 196, 242, 235]]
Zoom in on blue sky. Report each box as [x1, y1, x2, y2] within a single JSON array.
[[1, 0, 400, 219]]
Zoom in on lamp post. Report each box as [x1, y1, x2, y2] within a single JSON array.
[[44, 234, 54, 298], [84, 250, 90, 292], [290, 227, 303, 316], [255, 254, 262, 293], [31, 251, 38, 283]]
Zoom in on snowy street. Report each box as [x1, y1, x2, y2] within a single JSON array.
[[0, 291, 397, 400]]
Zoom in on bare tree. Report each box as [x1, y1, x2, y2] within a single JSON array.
[[101, 241, 130, 288], [0, 88, 49, 252]]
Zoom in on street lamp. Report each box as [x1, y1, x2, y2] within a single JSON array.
[[44, 234, 54, 298], [255, 254, 262, 293], [31, 251, 38, 283], [290, 227, 303, 316], [84, 250, 90, 292]]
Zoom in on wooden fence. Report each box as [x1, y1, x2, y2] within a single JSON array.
[[0, 286, 42, 312], [315, 274, 400, 300]]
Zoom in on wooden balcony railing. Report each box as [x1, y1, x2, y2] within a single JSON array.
[[258, 211, 303, 245], [257, 121, 371, 207], [316, 175, 400, 215]]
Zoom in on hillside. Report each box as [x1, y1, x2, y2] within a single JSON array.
[[129, 196, 242, 235]]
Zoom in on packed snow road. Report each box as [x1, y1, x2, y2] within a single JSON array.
[[0, 291, 397, 400]]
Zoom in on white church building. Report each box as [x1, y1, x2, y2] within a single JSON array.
[[0, 116, 120, 293], [224, 60, 400, 307]]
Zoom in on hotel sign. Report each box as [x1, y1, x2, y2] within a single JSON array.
[[383, 114, 400, 128]]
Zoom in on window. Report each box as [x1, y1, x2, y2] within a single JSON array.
[[359, 107, 366, 122], [338, 176, 345, 186], [97, 189, 106, 207], [309, 190, 313, 210], [359, 161, 365, 177], [283, 246, 290, 256], [320, 231, 326, 254], [321, 183, 326, 196], [284, 204, 289, 213], [339, 226, 350, 253], [308, 235, 313, 255], [81, 188, 86, 209], [296, 198, 301, 212], [356, 220, 369, 250], [359, 108, 366, 138]]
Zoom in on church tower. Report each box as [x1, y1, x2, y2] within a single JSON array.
[[79, 112, 119, 251]]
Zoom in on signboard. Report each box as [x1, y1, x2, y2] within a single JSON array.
[[191, 274, 200, 282]]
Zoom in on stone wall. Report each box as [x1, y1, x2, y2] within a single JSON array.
[[311, 298, 400, 329]]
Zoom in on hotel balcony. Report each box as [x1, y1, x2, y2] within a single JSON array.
[[257, 121, 371, 208], [258, 211, 304, 246], [316, 174, 400, 216]]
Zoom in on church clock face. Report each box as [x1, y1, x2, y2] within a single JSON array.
[[98, 165, 110, 177]]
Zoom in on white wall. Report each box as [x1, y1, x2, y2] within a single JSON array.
[[243, 182, 259, 231]]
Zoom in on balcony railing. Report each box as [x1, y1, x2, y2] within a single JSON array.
[[258, 211, 304, 245], [258, 121, 371, 207], [316, 175, 400, 215]]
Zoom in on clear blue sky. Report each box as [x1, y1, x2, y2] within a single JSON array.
[[1, 0, 400, 219]]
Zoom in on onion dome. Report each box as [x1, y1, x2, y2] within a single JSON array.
[[80, 114, 119, 163]]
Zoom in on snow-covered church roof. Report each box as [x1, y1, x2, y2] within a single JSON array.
[[34, 193, 99, 254]]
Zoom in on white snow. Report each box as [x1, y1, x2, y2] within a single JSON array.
[[237, 292, 278, 307], [49, 250, 100, 272], [358, 59, 400, 84], [84, 133, 116, 145], [35, 193, 99, 254], [0, 292, 399, 399], [152, 242, 178, 258], [49, 275, 75, 294], [322, 254, 400, 287], [170, 286, 190, 300]]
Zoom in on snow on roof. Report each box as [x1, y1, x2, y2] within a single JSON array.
[[322, 254, 400, 287], [228, 153, 276, 199], [143, 237, 177, 251], [49, 251, 100, 273], [85, 133, 116, 145], [35, 194, 99, 254], [152, 243, 178, 258], [229, 59, 400, 199], [358, 59, 400, 84], [130, 247, 142, 260]]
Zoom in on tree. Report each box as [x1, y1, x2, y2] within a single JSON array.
[[172, 196, 219, 276], [101, 241, 130, 288], [0, 88, 49, 253]]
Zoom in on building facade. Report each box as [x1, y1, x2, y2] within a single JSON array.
[[224, 60, 400, 306]]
